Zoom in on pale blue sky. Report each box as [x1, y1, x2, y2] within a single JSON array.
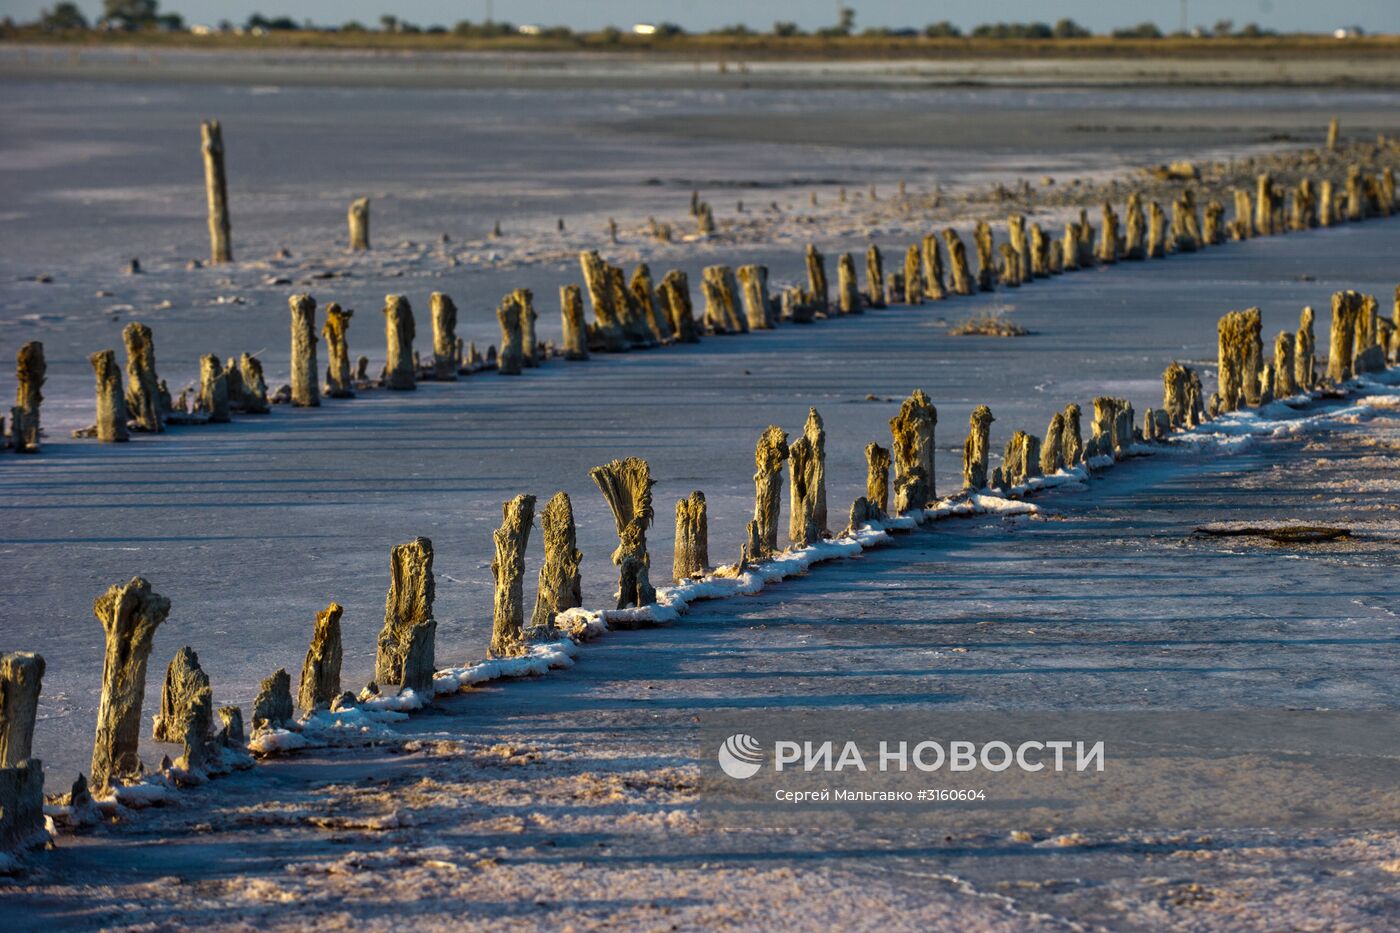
[[5, 0, 1398, 33]]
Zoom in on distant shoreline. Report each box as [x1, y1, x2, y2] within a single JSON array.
[[4, 40, 1400, 90]]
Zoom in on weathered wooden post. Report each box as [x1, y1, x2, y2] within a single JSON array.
[[374, 538, 437, 693], [1325, 290, 1363, 382], [1124, 193, 1145, 259], [240, 353, 270, 413], [152, 646, 212, 773], [379, 295, 415, 389], [529, 492, 583, 639], [251, 670, 293, 730], [788, 434, 821, 547], [1327, 117, 1340, 151], [430, 292, 459, 380], [1041, 413, 1066, 474], [1345, 165, 1364, 222], [496, 292, 524, 375], [517, 288, 540, 367], [942, 229, 973, 296], [1295, 306, 1317, 390], [974, 221, 995, 291], [11, 342, 45, 453], [804, 245, 829, 315], [673, 491, 709, 581], [1232, 189, 1253, 238], [560, 284, 590, 360], [590, 458, 657, 610], [200, 120, 232, 264], [865, 245, 886, 309], [1255, 174, 1274, 236], [961, 405, 994, 490], [1076, 210, 1096, 266], [348, 197, 370, 251], [1061, 403, 1084, 466], [1171, 191, 1200, 252], [1, 652, 46, 852], [865, 442, 890, 516], [288, 294, 320, 406], [753, 426, 789, 558], [1241, 308, 1263, 406], [837, 253, 862, 314], [1273, 332, 1298, 397], [630, 264, 668, 342], [922, 233, 946, 299], [1007, 215, 1029, 277], [297, 602, 343, 714], [702, 266, 746, 334], [1061, 223, 1081, 270], [802, 408, 828, 534], [998, 243, 1021, 287], [89, 349, 129, 443], [92, 577, 169, 791], [579, 251, 629, 351], [890, 390, 937, 514], [490, 494, 536, 658], [738, 264, 775, 329], [321, 303, 354, 397], [1319, 180, 1336, 227], [659, 270, 700, 343], [1203, 200, 1225, 244], [197, 353, 230, 422], [122, 322, 163, 433], [902, 246, 924, 305], [1096, 202, 1119, 264]]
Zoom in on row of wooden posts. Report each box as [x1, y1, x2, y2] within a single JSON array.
[[4, 150, 1396, 452], [1, 271, 1397, 855]]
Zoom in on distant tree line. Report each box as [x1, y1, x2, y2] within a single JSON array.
[[18, 4, 1300, 41]]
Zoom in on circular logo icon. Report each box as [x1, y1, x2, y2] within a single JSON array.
[[717, 733, 763, 779]]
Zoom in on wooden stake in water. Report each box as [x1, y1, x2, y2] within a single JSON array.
[[200, 120, 232, 264]]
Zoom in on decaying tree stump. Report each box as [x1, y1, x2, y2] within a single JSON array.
[[890, 390, 937, 514], [579, 251, 629, 352], [490, 494, 536, 658], [590, 458, 657, 610], [804, 245, 829, 315], [942, 229, 974, 296], [1327, 117, 1340, 151], [1319, 180, 1336, 227], [516, 288, 540, 367], [672, 490, 709, 581], [1163, 362, 1192, 428], [92, 577, 170, 791], [865, 442, 890, 516], [297, 602, 343, 714], [837, 253, 862, 314], [251, 669, 293, 730], [1076, 209, 1096, 266], [1007, 215, 1028, 276], [430, 292, 459, 380], [974, 221, 995, 291], [223, 358, 244, 413], [496, 293, 524, 376], [962, 405, 995, 490], [703, 265, 747, 334], [1216, 308, 1263, 410], [737, 264, 775, 329], [1001, 431, 1042, 487], [865, 245, 886, 309], [1, 653, 45, 769], [753, 426, 789, 558], [321, 304, 354, 397], [1143, 202, 1165, 258], [902, 246, 924, 305], [88, 349, 129, 443], [1171, 190, 1201, 252], [285, 294, 320, 407], [374, 537, 437, 693], [192, 354, 227, 423], [239, 353, 270, 413], [1273, 331, 1298, 397], [921, 233, 946, 298], [560, 284, 590, 360], [659, 270, 700, 343], [802, 409, 828, 534], [348, 197, 370, 251], [1291, 179, 1317, 230], [529, 492, 584, 639], [200, 120, 232, 264], [1345, 165, 1364, 222], [1231, 189, 1253, 239], [1061, 403, 1084, 466]]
